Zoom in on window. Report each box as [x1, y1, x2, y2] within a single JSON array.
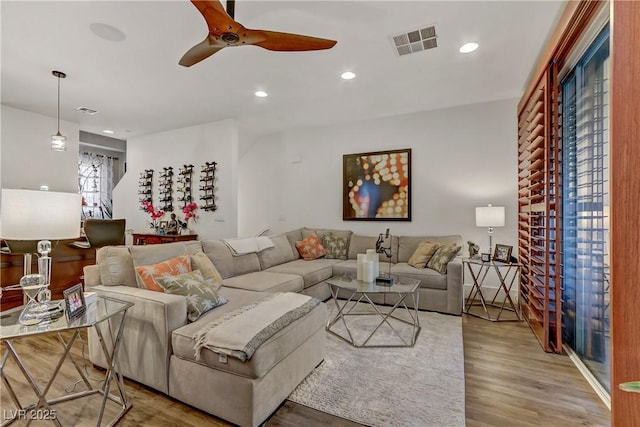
[[78, 151, 121, 219]]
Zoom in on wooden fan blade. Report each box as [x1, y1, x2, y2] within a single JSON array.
[[191, 0, 241, 34], [179, 35, 225, 67], [245, 29, 337, 51]]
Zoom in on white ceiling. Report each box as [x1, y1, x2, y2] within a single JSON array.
[[1, 1, 565, 139]]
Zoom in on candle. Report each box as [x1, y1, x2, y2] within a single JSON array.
[[366, 249, 379, 279], [363, 260, 375, 283], [357, 253, 366, 281]]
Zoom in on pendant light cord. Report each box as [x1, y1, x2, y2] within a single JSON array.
[[57, 75, 61, 133]]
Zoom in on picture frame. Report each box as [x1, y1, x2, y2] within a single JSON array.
[[493, 244, 513, 263], [63, 284, 86, 320], [481, 253, 491, 263], [158, 220, 168, 231], [343, 148, 412, 221]]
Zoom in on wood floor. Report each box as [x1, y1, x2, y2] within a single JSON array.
[[0, 314, 610, 427]]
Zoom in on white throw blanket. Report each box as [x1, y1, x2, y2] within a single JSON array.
[[193, 292, 320, 362], [222, 236, 274, 255]]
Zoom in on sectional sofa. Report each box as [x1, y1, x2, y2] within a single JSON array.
[[83, 227, 462, 427]]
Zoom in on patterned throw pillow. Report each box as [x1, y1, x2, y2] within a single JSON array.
[[408, 241, 442, 269], [155, 270, 227, 322], [295, 231, 327, 260], [426, 245, 461, 274], [190, 251, 223, 290], [135, 255, 192, 292], [321, 233, 348, 260]]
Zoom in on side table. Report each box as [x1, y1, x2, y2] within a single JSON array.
[[463, 258, 522, 322], [0, 296, 133, 426]]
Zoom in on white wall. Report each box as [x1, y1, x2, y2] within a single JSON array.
[[238, 98, 519, 256], [1, 105, 80, 193], [113, 119, 239, 240]]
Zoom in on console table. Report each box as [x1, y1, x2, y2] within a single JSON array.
[[132, 233, 198, 245]]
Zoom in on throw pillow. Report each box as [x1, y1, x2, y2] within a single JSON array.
[[155, 270, 227, 322], [190, 251, 223, 290], [295, 231, 327, 260], [426, 245, 462, 274], [135, 255, 192, 292], [321, 233, 348, 260], [407, 241, 441, 269]]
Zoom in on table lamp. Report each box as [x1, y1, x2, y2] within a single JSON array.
[[1, 189, 81, 323], [475, 204, 505, 256]]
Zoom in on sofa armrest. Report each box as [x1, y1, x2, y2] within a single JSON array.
[[88, 285, 188, 394], [446, 258, 463, 315], [83, 265, 100, 288]]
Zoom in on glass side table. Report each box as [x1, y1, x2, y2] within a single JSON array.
[[0, 296, 133, 426], [462, 257, 522, 322]]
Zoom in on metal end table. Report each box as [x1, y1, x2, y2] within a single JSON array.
[[0, 296, 133, 426], [463, 257, 523, 322]]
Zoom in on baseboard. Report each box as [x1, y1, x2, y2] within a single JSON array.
[[563, 344, 611, 410]]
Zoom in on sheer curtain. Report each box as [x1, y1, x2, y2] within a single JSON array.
[[78, 151, 119, 218]]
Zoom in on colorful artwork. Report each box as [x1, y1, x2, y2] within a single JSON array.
[[343, 149, 411, 221]]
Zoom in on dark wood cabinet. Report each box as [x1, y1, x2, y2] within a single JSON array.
[[132, 233, 198, 245], [0, 239, 96, 311]]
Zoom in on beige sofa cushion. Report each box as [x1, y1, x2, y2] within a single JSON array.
[[398, 235, 462, 263], [302, 227, 353, 241], [347, 234, 399, 263], [257, 234, 296, 270], [284, 228, 304, 260], [390, 262, 448, 290], [266, 259, 340, 288], [201, 240, 261, 279], [222, 271, 304, 293], [407, 241, 441, 269], [96, 246, 137, 287], [171, 287, 326, 379]]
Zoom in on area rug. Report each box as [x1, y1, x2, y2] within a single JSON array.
[[288, 302, 466, 427]]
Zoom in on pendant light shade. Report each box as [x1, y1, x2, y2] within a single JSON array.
[[51, 70, 67, 151]]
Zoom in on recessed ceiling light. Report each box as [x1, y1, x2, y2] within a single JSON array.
[[102, 129, 115, 134], [459, 42, 479, 54], [255, 90, 268, 98], [341, 71, 356, 80]]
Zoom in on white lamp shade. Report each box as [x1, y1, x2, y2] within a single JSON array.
[[0, 189, 81, 240], [476, 206, 505, 227]]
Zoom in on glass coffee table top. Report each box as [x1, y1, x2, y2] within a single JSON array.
[[0, 296, 133, 341], [326, 274, 420, 295]]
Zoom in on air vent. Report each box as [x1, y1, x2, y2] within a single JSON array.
[[392, 25, 437, 56], [76, 106, 99, 115]]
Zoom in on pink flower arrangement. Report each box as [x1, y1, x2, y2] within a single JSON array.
[[182, 202, 198, 224], [141, 200, 164, 228]]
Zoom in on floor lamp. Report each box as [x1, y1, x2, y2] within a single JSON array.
[[1, 189, 81, 324], [475, 205, 505, 257]]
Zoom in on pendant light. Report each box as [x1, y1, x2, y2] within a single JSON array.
[[51, 70, 67, 151]]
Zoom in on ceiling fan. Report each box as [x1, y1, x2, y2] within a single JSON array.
[[179, 0, 337, 67]]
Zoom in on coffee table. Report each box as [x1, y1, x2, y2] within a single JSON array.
[[325, 274, 421, 347], [0, 296, 133, 426]]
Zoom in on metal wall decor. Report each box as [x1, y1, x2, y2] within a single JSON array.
[[199, 161, 217, 211], [138, 169, 153, 210], [158, 166, 174, 212], [177, 164, 194, 209]]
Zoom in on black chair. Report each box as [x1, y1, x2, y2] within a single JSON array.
[[83, 218, 126, 248]]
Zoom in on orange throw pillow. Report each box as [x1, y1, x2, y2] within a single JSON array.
[[135, 255, 192, 292], [295, 232, 327, 260]]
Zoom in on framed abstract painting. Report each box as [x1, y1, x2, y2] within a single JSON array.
[[343, 148, 412, 221]]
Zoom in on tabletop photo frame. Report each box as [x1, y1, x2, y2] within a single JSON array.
[[63, 284, 86, 320], [493, 244, 513, 263]]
